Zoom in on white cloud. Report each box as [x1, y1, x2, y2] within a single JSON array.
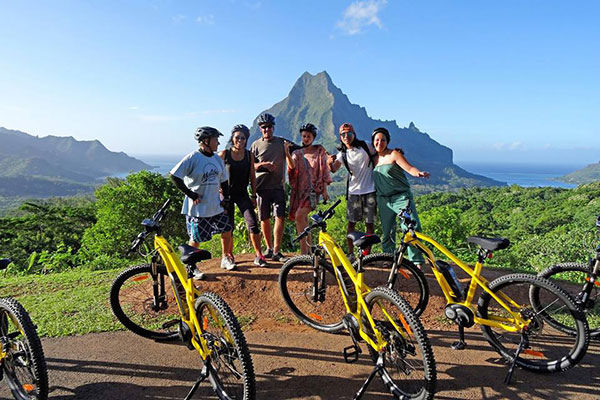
[[172, 14, 186, 23], [196, 14, 215, 25], [128, 106, 140, 110], [336, 0, 387, 36]]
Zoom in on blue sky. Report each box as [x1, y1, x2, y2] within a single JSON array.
[[1, 1, 598, 165]]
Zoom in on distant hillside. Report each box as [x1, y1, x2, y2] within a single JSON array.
[[559, 163, 600, 185], [0, 127, 151, 198], [248, 71, 503, 191]]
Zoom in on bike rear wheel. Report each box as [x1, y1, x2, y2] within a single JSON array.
[[358, 253, 429, 316], [365, 287, 436, 400], [195, 292, 256, 400], [110, 264, 180, 340], [279, 255, 347, 333], [538, 262, 600, 339], [477, 273, 589, 373], [0, 297, 48, 400]]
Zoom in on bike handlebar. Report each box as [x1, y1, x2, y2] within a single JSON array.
[[128, 199, 172, 253], [292, 199, 342, 243]]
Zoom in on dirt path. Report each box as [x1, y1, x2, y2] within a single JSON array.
[[1, 254, 598, 399]]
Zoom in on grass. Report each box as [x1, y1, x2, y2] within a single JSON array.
[[0, 268, 124, 337]]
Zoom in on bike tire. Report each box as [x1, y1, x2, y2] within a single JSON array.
[[358, 253, 429, 316], [110, 264, 180, 341], [278, 255, 348, 333], [538, 262, 600, 339], [195, 292, 256, 400], [477, 273, 589, 373], [365, 287, 436, 400], [0, 297, 49, 400]]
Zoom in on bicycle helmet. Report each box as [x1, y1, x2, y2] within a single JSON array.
[[372, 127, 390, 143], [257, 113, 276, 126], [194, 126, 223, 142], [231, 124, 250, 138], [299, 123, 318, 137]]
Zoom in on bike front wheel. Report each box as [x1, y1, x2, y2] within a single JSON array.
[[0, 297, 48, 400], [110, 264, 180, 340], [538, 262, 600, 339], [195, 292, 256, 400], [358, 253, 429, 316], [279, 255, 347, 333], [477, 273, 589, 373], [365, 287, 436, 400]]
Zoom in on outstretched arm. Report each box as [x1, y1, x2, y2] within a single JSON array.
[[393, 151, 430, 178]]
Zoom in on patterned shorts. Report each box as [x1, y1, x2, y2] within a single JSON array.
[[186, 213, 233, 243], [347, 192, 377, 224]]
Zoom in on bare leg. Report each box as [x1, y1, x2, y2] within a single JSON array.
[[346, 221, 356, 254], [365, 222, 375, 253], [250, 232, 263, 257], [221, 231, 233, 258], [273, 216, 285, 253], [295, 207, 311, 254], [261, 219, 273, 251]]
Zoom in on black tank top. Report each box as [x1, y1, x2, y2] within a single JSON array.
[[225, 149, 251, 196]]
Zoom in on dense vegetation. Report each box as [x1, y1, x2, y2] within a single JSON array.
[[1, 171, 599, 276]]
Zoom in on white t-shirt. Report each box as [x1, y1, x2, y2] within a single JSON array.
[[335, 144, 376, 195], [170, 151, 228, 218]]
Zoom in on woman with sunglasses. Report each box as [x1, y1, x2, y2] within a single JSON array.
[[219, 124, 267, 267]]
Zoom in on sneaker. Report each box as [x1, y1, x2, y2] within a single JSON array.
[[272, 252, 288, 262], [254, 255, 268, 267], [220, 256, 236, 271], [192, 269, 205, 280], [264, 248, 274, 259]]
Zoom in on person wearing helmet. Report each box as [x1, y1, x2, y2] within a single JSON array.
[[219, 124, 268, 267], [249, 112, 298, 262], [371, 127, 430, 267], [288, 123, 332, 254], [327, 123, 377, 258], [169, 126, 236, 277]]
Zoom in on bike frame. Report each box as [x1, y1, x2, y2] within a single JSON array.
[[151, 234, 231, 359], [395, 230, 529, 332], [318, 231, 411, 352]]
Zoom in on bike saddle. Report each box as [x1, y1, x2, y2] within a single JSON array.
[[178, 245, 212, 265], [347, 232, 381, 249], [467, 236, 510, 251], [0, 259, 10, 270]]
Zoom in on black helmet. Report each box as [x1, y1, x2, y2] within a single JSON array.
[[372, 127, 390, 143], [231, 124, 250, 138], [299, 123, 318, 137], [257, 113, 275, 126], [195, 126, 223, 142]]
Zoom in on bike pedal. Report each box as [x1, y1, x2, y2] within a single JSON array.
[[343, 344, 360, 363], [451, 340, 467, 350]]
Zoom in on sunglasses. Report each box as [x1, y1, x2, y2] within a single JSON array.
[[340, 131, 354, 137], [233, 136, 247, 141], [260, 125, 273, 130]]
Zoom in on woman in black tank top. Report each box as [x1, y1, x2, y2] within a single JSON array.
[[219, 125, 268, 267]]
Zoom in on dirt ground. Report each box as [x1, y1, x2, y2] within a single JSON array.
[[1, 254, 598, 399]]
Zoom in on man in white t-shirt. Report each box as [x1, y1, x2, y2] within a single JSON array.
[[170, 126, 235, 277], [327, 123, 377, 256]]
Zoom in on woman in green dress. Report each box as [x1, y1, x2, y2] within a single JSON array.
[[371, 127, 430, 267]]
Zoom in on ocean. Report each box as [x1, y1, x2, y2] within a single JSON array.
[[133, 155, 581, 189]]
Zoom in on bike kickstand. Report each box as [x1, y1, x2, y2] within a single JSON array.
[[504, 333, 528, 385], [354, 357, 384, 400], [184, 364, 210, 400]]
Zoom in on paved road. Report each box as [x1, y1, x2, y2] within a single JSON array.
[[0, 330, 598, 399]]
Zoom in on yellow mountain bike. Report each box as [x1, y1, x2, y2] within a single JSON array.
[[279, 200, 436, 400], [109, 200, 255, 400], [0, 258, 48, 400], [361, 200, 589, 383]]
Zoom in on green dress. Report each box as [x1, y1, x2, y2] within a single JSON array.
[[373, 163, 424, 263]]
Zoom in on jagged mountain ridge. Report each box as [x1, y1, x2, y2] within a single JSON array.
[[0, 127, 150, 180], [248, 71, 502, 190]]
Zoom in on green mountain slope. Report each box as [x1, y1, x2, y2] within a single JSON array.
[[248, 71, 503, 191], [560, 163, 600, 185]]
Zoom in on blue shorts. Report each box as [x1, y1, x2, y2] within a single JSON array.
[[186, 213, 233, 243]]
